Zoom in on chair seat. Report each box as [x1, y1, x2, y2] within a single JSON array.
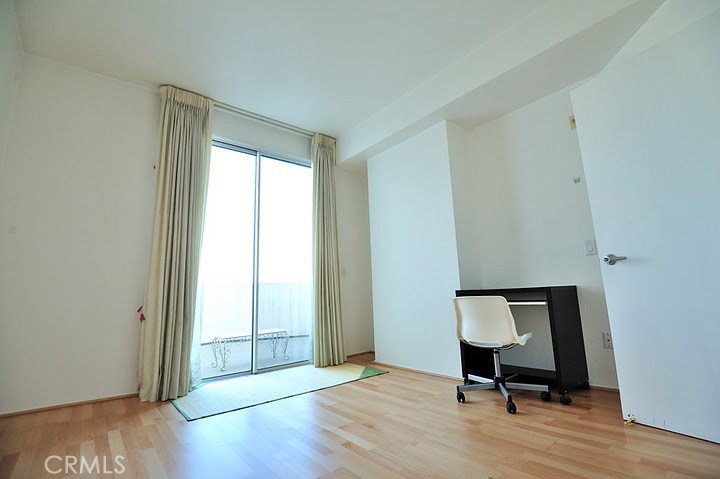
[[465, 332, 533, 349], [466, 339, 504, 348]]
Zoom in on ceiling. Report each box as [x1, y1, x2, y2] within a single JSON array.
[[13, 0, 548, 137]]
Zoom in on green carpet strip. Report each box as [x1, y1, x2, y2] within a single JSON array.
[[171, 362, 387, 421]]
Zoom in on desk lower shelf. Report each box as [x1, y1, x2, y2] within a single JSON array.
[[501, 364, 556, 381], [499, 365, 588, 389], [459, 341, 588, 395], [467, 362, 590, 392]]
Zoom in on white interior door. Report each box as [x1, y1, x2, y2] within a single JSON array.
[[571, 12, 720, 443]]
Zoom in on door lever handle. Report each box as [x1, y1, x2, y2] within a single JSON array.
[[603, 254, 627, 265]]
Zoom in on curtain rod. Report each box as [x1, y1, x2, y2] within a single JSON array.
[[214, 101, 315, 139]]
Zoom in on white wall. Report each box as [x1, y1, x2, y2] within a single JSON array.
[[367, 122, 461, 377], [448, 88, 619, 388], [335, 168, 374, 355], [0, 0, 23, 169], [0, 55, 159, 414]]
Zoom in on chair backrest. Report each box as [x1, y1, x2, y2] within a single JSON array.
[[453, 296, 523, 347]]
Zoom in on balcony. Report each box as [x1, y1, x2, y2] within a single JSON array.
[[198, 282, 312, 379]]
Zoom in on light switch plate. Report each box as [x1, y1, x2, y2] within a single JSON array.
[[584, 239, 598, 256]]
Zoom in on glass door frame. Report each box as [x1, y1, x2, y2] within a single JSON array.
[[210, 138, 311, 376]]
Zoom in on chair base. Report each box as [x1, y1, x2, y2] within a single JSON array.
[[456, 349, 550, 414]]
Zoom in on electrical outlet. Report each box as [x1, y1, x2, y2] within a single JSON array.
[[602, 331, 613, 349]]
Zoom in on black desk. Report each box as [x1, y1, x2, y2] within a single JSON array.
[[455, 286, 589, 395]]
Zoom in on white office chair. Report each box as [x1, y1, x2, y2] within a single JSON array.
[[454, 296, 551, 414]]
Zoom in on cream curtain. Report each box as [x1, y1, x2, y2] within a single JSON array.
[[312, 134, 346, 367], [138, 86, 213, 402]]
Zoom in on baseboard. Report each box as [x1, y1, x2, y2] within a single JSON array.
[[0, 392, 139, 419], [361, 356, 619, 392], [589, 385, 620, 392], [371, 361, 462, 381], [347, 350, 374, 358], [346, 351, 460, 379]]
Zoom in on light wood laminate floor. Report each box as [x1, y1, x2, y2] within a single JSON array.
[[1, 353, 718, 478]]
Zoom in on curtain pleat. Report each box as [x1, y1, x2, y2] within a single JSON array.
[[312, 134, 346, 367], [138, 86, 213, 402]]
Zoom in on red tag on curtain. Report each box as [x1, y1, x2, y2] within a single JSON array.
[[137, 305, 145, 322]]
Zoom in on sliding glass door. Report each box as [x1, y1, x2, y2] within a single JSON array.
[[197, 146, 255, 378], [198, 143, 312, 379], [257, 156, 313, 370]]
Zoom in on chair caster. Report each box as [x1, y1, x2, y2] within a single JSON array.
[[456, 392, 466, 403], [540, 391, 552, 402], [506, 401, 517, 414], [560, 394, 572, 405]]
